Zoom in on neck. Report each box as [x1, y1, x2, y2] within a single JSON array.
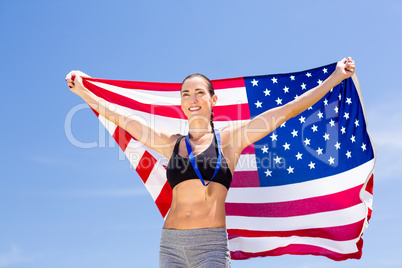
[[188, 119, 213, 140]]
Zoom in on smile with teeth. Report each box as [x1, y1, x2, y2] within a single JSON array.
[[189, 106, 201, 111]]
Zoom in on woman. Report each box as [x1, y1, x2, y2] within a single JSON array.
[[66, 58, 355, 267]]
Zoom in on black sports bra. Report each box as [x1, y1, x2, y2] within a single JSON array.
[[166, 134, 232, 190]]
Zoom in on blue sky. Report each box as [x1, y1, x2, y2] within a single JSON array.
[[1, 0, 401, 267]]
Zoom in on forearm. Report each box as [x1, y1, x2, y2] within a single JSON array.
[[78, 89, 150, 142], [288, 72, 344, 118]]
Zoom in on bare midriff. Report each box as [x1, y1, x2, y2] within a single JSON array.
[[163, 179, 228, 229]]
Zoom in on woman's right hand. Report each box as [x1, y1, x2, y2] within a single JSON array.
[[65, 70, 91, 96]]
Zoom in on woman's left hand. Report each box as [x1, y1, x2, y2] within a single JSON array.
[[335, 57, 356, 80]]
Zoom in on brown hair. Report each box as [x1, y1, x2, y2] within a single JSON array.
[[181, 73, 215, 129]]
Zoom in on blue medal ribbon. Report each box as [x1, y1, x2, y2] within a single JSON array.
[[185, 128, 222, 188]]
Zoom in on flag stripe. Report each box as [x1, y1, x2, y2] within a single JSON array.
[[230, 238, 363, 261], [229, 235, 361, 255], [231, 171, 260, 187], [113, 126, 132, 151], [225, 184, 363, 217], [226, 203, 366, 231], [88, 81, 249, 106], [83, 76, 246, 91], [228, 219, 366, 241], [135, 150, 157, 184], [83, 79, 250, 121]]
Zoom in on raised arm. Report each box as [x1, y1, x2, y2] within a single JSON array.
[[65, 71, 178, 157], [233, 57, 356, 150]]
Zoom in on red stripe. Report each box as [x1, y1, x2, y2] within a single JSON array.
[[112, 126, 132, 151], [83, 77, 182, 91], [225, 184, 363, 217], [231, 171, 260, 187], [365, 174, 374, 195], [83, 79, 250, 121], [241, 144, 255, 154], [230, 238, 363, 261], [82, 76, 245, 91], [135, 151, 157, 184], [155, 182, 173, 218], [228, 219, 365, 241], [90, 106, 99, 117], [211, 77, 245, 89], [367, 208, 372, 222]]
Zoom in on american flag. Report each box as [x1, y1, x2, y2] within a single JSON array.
[[80, 62, 375, 261]]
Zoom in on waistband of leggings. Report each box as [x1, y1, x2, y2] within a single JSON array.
[[160, 227, 228, 245]]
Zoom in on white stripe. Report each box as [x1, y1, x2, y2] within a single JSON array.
[[226, 159, 375, 203], [98, 114, 117, 135], [88, 81, 248, 106], [361, 191, 373, 209], [105, 102, 249, 137], [229, 235, 360, 255], [226, 203, 366, 231], [123, 140, 146, 169], [234, 154, 257, 171], [145, 163, 168, 201]]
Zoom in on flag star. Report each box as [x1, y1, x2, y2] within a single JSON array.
[[265, 169, 272, 177], [308, 161, 316, 169], [311, 125, 318, 132], [270, 133, 278, 141], [330, 88, 334, 92], [335, 142, 341, 150], [291, 129, 298, 137], [306, 72, 312, 77], [317, 111, 324, 119], [317, 79, 323, 85], [323, 68, 328, 73], [316, 147, 323, 155], [272, 77, 278, 83], [308, 106, 313, 110], [287, 166, 294, 174], [329, 119, 335, 127], [341, 126, 346, 134], [283, 142, 290, 150], [290, 75, 295, 81], [334, 106, 339, 113], [361, 143, 367, 151], [263, 88, 271, 96], [280, 122, 286, 128], [355, 119, 359, 127], [328, 157, 335, 165], [301, 83, 307, 90], [299, 116, 306, 123], [303, 138, 311, 146], [346, 98, 352, 105], [323, 133, 330, 141], [283, 86, 289, 93], [344, 112, 350, 120], [261, 145, 269, 153], [296, 152, 303, 160], [251, 79, 258, 86], [275, 97, 283, 105], [294, 94, 299, 99], [346, 151, 352, 158], [274, 156, 281, 164], [323, 99, 328, 106], [255, 100, 263, 108], [351, 135, 356, 143], [339, 93, 342, 100]]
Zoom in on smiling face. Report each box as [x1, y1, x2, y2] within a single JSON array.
[[180, 75, 217, 122]]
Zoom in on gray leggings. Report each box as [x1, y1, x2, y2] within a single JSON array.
[[159, 227, 231, 268]]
